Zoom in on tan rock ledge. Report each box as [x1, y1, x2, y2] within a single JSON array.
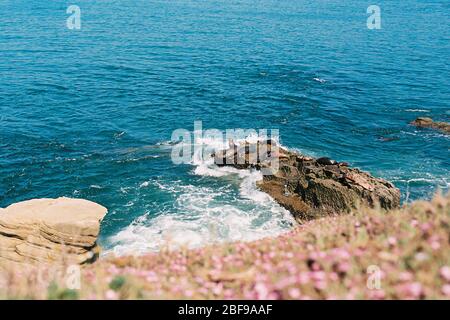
[[0, 197, 107, 269]]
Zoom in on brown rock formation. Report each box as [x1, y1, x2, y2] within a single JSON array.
[[410, 117, 450, 134], [0, 197, 107, 269], [213, 142, 400, 222]]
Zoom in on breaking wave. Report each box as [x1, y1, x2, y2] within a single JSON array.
[[105, 133, 295, 256]]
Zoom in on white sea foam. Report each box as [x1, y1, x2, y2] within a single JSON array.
[[402, 177, 448, 203], [107, 178, 294, 256], [405, 109, 430, 112], [313, 77, 326, 83], [106, 132, 295, 256], [139, 181, 150, 188]]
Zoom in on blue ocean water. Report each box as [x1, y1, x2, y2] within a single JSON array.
[[1, 1, 449, 254]]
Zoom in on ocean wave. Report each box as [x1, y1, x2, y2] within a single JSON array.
[[115, 155, 161, 163], [388, 175, 449, 203], [106, 181, 294, 256], [105, 133, 295, 256], [405, 109, 430, 113], [313, 77, 326, 83]]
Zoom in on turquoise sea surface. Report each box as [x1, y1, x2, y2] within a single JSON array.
[[1, 1, 449, 254]]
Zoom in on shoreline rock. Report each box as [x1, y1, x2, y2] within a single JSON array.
[[410, 117, 450, 134], [0, 197, 107, 269], [214, 141, 400, 222]]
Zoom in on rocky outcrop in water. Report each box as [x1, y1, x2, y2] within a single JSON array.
[[410, 117, 450, 134], [213, 142, 400, 222], [0, 197, 107, 269]]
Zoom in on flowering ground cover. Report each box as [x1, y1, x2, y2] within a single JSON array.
[[1, 193, 449, 300]]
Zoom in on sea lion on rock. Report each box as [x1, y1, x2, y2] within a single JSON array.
[[213, 141, 400, 221], [316, 157, 338, 166]]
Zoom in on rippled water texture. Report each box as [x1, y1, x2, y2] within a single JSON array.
[[0, 1, 449, 253]]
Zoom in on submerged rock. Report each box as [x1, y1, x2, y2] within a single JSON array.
[[213, 142, 400, 222], [410, 117, 450, 134], [0, 197, 107, 269]]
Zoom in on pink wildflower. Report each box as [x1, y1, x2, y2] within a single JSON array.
[[254, 282, 270, 299], [337, 262, 351, 274], [310, 271, 326, 282], [314, 281, 327, 290], [399, 282, 422, 299], [442, 284, 450, 297], [387, 236, 397, 246], [430, 241, 440, 250], [105, 289, 119, 300], [288, 288, 301, 299], [212, 283, 223, 296], [329, 272, 339, 281], [440, 266, 450, 282], [368, 289, 385, 300], [398, 272, 413, 282], [297, 272, 310, 284], [184, 289, 194, 297]]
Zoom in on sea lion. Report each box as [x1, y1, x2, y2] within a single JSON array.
[[317, 157, 338, 166]]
